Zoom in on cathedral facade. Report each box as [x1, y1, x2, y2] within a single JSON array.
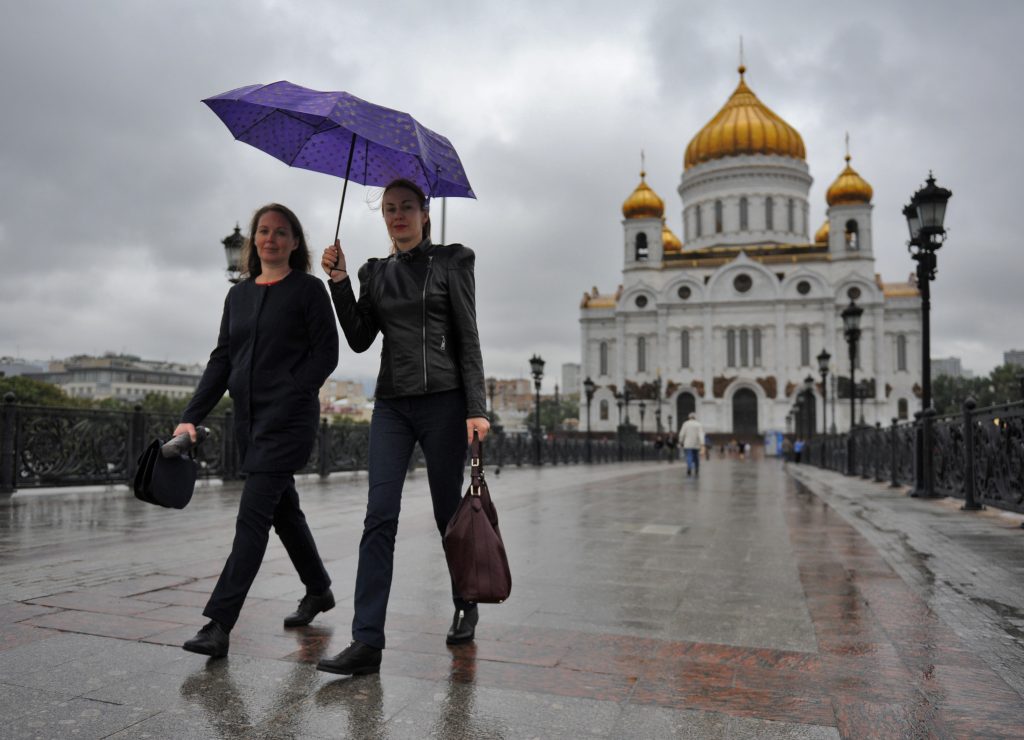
[[579, 65, 922, 438]]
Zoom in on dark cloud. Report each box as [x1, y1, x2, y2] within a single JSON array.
[[1, 0, 1019, 387]]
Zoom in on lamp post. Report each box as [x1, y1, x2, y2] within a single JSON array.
[[529, 354, 545, 466], [817, 349, 831, 435], [583, 376, 596, 463], [638, 401, 646, 459], [222, 224, 244, 283], [904, 172, 952, 498], [803, 375, 816, 438], [842, 299, 863, 474], [487, 377, 496, 416], [623, 386, 632, 425]]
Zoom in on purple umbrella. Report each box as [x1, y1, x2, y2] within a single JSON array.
[[203, 81, 475, 239]]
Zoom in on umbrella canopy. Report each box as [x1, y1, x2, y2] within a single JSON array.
[[203, 81, 475, 237]]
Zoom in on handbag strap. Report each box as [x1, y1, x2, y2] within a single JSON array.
[[470, 430, 484, 496]]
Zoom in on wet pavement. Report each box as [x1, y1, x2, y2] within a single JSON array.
[[1, 457, 1022, 738]]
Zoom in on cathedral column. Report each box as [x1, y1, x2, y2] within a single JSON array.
[[616, 314, 627, 392], [657, 306, 669, 377]]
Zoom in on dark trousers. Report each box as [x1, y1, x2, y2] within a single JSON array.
[[204, 472, 330, 630], [353, 390, 470, 649]]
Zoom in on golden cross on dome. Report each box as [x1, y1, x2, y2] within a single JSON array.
[[739, 35, 745, 76], [845, 131, 851, 162], [640, 149, 646, 178]]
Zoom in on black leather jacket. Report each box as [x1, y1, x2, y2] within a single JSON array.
[[328, 240, 487, 419]]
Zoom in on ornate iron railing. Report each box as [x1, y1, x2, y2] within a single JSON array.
[[0, 394, 660, 493], [801, 399, 1024, 516]]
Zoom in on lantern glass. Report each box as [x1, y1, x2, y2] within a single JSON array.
[[529, 354, 545, 378], [817, 349, 831, 374], [841, 301, 863, 333]]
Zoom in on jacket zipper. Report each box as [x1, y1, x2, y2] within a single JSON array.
[[422, 255, 433, 392]]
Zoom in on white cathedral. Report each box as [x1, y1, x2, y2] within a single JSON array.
[[578, 65, 922, 439]]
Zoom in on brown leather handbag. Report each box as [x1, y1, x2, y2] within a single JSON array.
[[443, 433, 512, 603]]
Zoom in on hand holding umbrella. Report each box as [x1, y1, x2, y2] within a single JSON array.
[[321, 241, 348, 282]]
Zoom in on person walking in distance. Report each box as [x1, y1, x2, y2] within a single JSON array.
[[316, 178, 490, 676], [176, 204, 339, 659], [680, 412, 705, 477]]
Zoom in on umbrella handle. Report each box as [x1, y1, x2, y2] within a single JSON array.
[[333, 132, 358, 247]]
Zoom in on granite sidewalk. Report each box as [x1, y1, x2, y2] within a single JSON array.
[[1, 456, 1022, 738]]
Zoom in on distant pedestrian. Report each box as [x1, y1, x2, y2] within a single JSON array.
[[316, 178, 490, 677], [743, 442, 752, 460], [176, 203, 339, 659], [680, 413, 704, 477], [794, 438, 805, 463], [781, 437, 793, 463]]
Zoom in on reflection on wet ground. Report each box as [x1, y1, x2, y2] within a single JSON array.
[[0, 459, 1022, 737]]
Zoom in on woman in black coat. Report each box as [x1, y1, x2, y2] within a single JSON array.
[[316, 178, 490, 676], [175, 203, 339, 658]]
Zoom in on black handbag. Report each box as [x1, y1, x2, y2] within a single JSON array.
[[133, 428, 208, 509], [443, 433, 512, 603]]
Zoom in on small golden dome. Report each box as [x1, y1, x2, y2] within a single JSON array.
[[826, 155, 873, 206], [622, 170, 664, 219], [685, 66, 806, 170], [814, 219, 830, 244], [662, 219, 683, 252]]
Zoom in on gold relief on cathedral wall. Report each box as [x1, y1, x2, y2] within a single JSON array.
[[713, 376, 736, 398], [756, 376, 777, 399]]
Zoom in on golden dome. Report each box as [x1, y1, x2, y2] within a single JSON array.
[[684, 66, 806, 170], [622, 170, 664, 219], [826, 155, 873, 206], [662, 219, 683, 252], [814, 219, 830, 244]]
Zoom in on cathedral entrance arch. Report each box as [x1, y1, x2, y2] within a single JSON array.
[[732, 388, 758, 436], [676, 392, 696, 431]]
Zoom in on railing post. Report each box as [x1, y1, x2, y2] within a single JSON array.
[[874, 422, 884, 482], [889, 418, 900, 488], [961, 397, 982, 511], [1, 392, 17, 494], [127, 404, 145, 483], [318, 417, 330, 479]]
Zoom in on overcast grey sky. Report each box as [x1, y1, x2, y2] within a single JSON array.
[[1, 0, 1020, 389]]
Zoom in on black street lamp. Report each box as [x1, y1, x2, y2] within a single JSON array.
[[623, 386, 632, 425], [803, 375, 816, 438], [842, 299, 863, 474], [638, 401, 646, 459], [817, 349, 831, 435], [583, 376, 596, 463], [904, 172, 952, 498], [222, 224, 244, 283], [529, 354, 545, 466]]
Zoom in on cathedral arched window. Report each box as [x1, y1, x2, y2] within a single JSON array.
[[765, 197, 774, 230], [739, 197, 749, 230], [740, 328, 749, 367], [897, 398, 908, 420], [800, 326, 810, 367], [599, 341, 608, 376], [787, 199, 795, 232], [635, 232, 649, 261], [599, 399, 609, 421], [637, 336, 647, 373], [695, 205, 703, 237], [727, 329, 736, 367], [845, 220, 859, 250], [753, 328, 762, 366], [896, 334, 907, 372], [681, 330, 690, 369], [715, 200, 723, 233]]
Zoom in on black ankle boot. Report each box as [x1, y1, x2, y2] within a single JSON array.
[[183, 620, 229, 658], [446, 606, 479, 645], [316, 640, 382, 675]]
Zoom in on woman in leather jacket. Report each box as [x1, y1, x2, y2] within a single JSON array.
[[316, 178, 490, 676]]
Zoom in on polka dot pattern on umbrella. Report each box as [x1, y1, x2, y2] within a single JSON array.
[[202, 81, 475, 199]]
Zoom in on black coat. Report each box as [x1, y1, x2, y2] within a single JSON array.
[[329, 240, 487, 418], [182, 271, 339, 473]]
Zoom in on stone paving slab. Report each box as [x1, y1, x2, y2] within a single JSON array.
[[0, 459, 1021, 738]]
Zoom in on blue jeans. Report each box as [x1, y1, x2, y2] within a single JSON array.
[[353, 390, 472, 649], [685, 448, 700, 475]]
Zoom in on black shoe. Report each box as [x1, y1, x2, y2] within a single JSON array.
[[317, 640, 382, 675], [446, 606, 479, 645], [283, 588, 335, 628], [183, 621, 229, 658]]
